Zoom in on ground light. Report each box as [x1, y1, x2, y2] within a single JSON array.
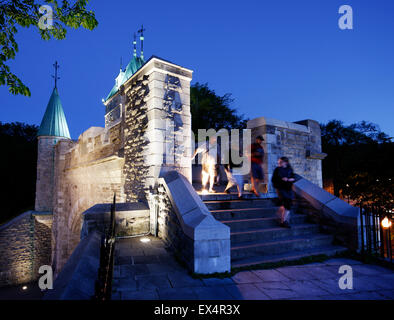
[[22, 286, 27, 290], [140, 237, 151, 243]]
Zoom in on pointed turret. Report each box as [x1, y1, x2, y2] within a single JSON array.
[[38, 87, 71, 139], [35, 63, 71, 212]]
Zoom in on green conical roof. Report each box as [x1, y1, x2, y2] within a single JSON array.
[[38, 87, 71, 139], [105, 56, 145, 101]]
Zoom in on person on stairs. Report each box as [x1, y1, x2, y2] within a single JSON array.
[[272, 157, 295, 228], [250, 135, 265, 197]]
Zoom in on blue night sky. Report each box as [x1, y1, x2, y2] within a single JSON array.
[[1, 0, 394, 138]]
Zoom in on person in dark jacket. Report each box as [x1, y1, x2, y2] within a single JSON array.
[[271, 157, 295, 228]]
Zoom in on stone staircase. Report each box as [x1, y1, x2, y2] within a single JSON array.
[[200, 193, 347, 268]]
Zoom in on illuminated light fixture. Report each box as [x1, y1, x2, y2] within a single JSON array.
[[382, 217, 392, 229], [22, 286, 28, 290], [140, 237, 151, 243]]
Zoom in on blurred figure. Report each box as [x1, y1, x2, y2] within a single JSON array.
[[224, 148, 244, 198], [272, 157, 295, 228], [250, 135, 265, 197], [192, 135, 218, 193]]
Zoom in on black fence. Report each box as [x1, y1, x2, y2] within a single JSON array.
[[360, 205, 393, 263], [94, 194, 116, 300]]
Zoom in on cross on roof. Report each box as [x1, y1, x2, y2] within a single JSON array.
[[52, 61, 60, 88]]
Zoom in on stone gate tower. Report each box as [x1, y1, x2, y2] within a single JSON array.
[[35, 86, 71, 212]]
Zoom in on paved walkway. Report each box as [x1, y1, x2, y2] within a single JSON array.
[[112, 236, 394, 300]]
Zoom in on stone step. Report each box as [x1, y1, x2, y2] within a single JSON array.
[[210, 207, 279, 220], [199, 192, 276, 202], [230, 224, 320, 244], [231, 234, 334, 259], [204, 199, 276, 210], [219, 214, 308, 231], [231, 245, 348, 268]]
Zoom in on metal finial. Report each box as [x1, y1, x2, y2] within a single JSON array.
[[138, 24, 146, 60], [120, 57, 123, 70], [52, 61, 60, 88], [133, 33, 137, 58]]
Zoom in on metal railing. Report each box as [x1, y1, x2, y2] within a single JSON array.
[[360, 205, 393, 263], [94, 194, 116, 300]]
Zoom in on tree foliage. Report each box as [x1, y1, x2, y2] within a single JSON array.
[[190, 82, 247, 135], [321, 120, 393, 210], [0, 0, 98, 96], [0, 122, 39, 224]]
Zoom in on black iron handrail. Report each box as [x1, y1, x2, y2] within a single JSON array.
[[360, 205, 393, 263], [94, 193, 116, 300]]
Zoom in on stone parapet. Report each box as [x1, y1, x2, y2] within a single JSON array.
[[157, 171, 230, 274], [44, 231, 101, 300], [292, 176, 360, 250], [81, 202, 150, 239]]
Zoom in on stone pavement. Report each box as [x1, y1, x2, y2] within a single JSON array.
[[112, 236, 394, 300]]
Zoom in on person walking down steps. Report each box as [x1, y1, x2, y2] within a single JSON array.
[[272, 157, 295, 228]]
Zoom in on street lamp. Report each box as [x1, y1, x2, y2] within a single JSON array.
[[382, 217, 392, 229], [381, 216, 392, 262]]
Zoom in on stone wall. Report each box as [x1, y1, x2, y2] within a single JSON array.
[[156, 182, 194, 270], [123, 75, 150, 202], [247, 117, 325, 192], [51, 125, 125, 274], [0, 211, 52, 287]]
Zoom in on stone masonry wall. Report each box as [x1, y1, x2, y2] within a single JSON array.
[[52, 124, 125, 274], [0, 212, 52, 287], [156, 183, 193, 270], [247, 117, 324, 192], [35, 137, 56, 212], [123, 75, 150, 202]]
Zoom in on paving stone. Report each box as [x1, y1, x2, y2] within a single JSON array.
[[379, 290, 394, 299], [351, 264, 393, 277], [132, 255, 160, 264], [121, 290, 159, 300], [116, 256, 132, 265], [253, 282, 297, 299], [118, 247, 144, 256], [135, 275, 172, 290], [193, 286, 234, 300], [143, 247, 168, 256], [343, 291, 388, 300], [353, 276, 390, 292], [224, 284, 270, 300], [231, 271, 264, 284], [275, 267, 317, 281], [111, 291, 121, 300], [324, 258, 363, 266], [116, 278, 138, 291], [252, 269, 292, 282], [146, 263, 181, 275], [289, 295, 323, 300], [318, 294, 354, 300], [157, 287, 198, 300], [311, 278, 358, 295], [121, 264, 150, 277], [167, 272, 204, 288], [299, 266, 339, 280], [284, 280, 331, 296], [357, 275, 394, 290], [201, 277, 235, 287]]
